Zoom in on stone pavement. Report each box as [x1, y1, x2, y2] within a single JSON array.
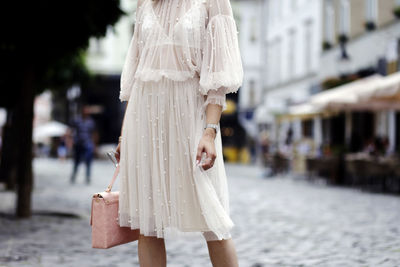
[[0, 158, 400, 267]]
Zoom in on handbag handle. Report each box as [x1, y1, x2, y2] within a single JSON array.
[[105, 163, 120, 193]]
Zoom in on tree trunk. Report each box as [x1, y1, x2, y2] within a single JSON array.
[[0, 109, 19, 190], [15, 65, 35, 218]]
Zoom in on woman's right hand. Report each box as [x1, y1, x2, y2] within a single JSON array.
[[115, 142, 121, 163]]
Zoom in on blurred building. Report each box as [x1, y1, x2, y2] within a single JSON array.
[[234, 0, 266, 163], [82, 0, 139, 144], [235, 0, 265, 131], [250, 0, 400, 159], [86, 1, 136, 75], [320, 0, 399, 79], [250, 0, 323, 154], [317, 0, 400, 154]]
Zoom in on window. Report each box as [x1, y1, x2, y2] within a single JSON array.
[[365, 0, 377, 25], [275, 37, 282, 84], [324, 0, 335, 44], [249, 80, 256, 107], [276, 0, 283, 21], [339, 0, 350, 36], [266, 41, 275, 86], [270, 0, 277, 25], [288, 28, 296, 78], [291, 0, 297, 12], [304, 19, 313, 73], [268, 37, 283, 86], [250, 16, 257, 43]]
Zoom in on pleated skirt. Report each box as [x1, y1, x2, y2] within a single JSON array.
[[118, 75, 234, 241]]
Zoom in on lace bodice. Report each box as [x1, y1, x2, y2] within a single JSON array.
[[120, 0, 244, 111]]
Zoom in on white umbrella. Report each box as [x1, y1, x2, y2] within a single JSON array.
[[0, 109, 6, 128], [33, 120, 69, 143]]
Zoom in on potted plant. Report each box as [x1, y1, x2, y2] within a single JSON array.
[[364, 21, 376, 31], [321, 75, 359, 90], [322, 77, 342, 90], [322, 41, 332, 51], [394, 6, 400, 18], [337, 33, 348, 44]]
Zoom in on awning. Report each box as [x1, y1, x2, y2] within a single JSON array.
[[310, 74, 383, 111], [278, 71, 400, 121], [360, 71, 400, 102], [278, 102, 336, 121], [288, 102, 321, 115]]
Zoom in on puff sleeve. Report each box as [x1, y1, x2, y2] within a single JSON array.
[[199, 0, 244, 111], [119, 1, 143, 102]]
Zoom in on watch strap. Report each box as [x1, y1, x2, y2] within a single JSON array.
[[204, 123, 219, 133]]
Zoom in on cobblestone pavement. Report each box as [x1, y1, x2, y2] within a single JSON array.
[[1, 158, 400, 267]]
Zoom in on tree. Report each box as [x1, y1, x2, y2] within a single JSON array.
[[0, 0, 124, 217]]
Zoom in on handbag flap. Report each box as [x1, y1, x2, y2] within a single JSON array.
[[90, 191, 119, 226], [93, 191, 119, 204]]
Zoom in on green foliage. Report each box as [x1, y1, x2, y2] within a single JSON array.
[[322, 41, 332, 51], [337, 34, 348, 44], [330, 144, 348, 156], [364, 21, 376, 31], [394, 6, 400, 18], [0, 0, 125, 102], [37, 49, 92, 95], [0, 0, 125, 58], [321, 75, 359, 90]]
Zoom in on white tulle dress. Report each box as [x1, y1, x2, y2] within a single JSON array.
[[118, 0, 243, 241]]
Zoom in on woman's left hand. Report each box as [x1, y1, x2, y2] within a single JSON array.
[[196, 129, 217, 171]]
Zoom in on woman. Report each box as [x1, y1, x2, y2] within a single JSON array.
[[115, 0, 243, 265]]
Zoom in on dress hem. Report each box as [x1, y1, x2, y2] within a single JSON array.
[[119, 222, 233, 241]]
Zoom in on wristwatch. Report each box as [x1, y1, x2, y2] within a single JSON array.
[[204, 123, 219, 134]]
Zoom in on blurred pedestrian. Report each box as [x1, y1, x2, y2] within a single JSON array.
[[57, 135, 68, 161], [68, 106, 96, 184]]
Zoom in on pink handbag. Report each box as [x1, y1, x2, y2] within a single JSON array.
[[90, 163, 140, 249]]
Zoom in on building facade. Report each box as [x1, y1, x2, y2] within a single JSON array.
[[257, 0, 323, 149], [318, 0, 400, 154], [241, 0, 400, 166]]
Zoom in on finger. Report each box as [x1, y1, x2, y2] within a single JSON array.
[[209, 152, 216, 160], [206, 147, 217, 160], [196, 144, 204, 164], [201, 157, 213, 170], [202, 162, 210, 170], [203, 161, 213, 170]]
